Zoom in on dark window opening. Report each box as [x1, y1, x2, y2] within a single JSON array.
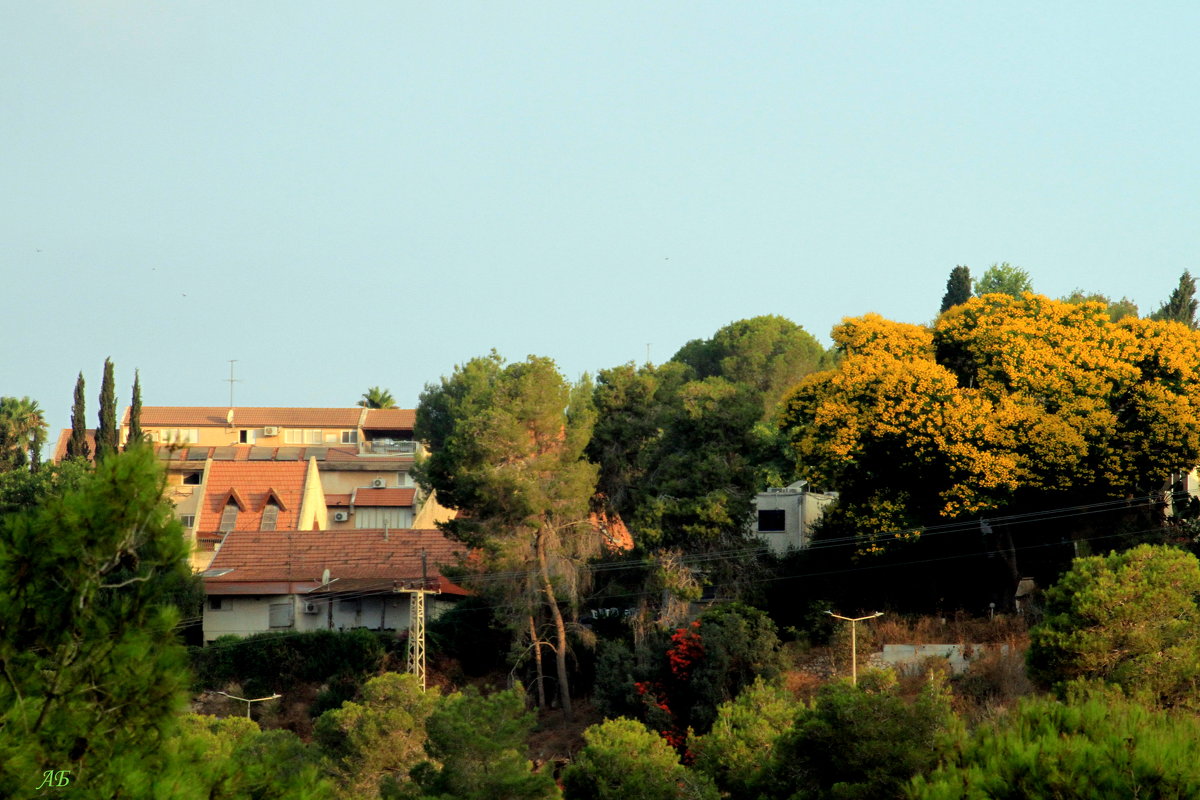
[[182, 472, 202, 485], [239, 430, 250, 443], [758, 509, 786, 532], [208, 597, 223, 611]]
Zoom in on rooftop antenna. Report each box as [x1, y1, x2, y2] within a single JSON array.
[[646, 343, 652, 364], [225, 359, 242, 408]]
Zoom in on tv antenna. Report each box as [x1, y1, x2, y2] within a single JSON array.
[[225, 360, 242, 408]]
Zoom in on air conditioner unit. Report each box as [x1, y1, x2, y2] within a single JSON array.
[[263, 426, 280, 436], [333, 511, 350, 522], [371, 478, 387, 489], [303, 601, 320, 614]]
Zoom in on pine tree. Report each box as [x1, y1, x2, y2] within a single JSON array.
[[1150, 271, 1198, 329], [66, 372, 89, 461], [125, 370, 143, 451], [95, 358, 118, 461], [939, 266, 972, 312]]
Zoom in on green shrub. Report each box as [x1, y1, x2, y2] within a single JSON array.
[[911, 683, 1200, 799], [563, 717, 718, 800], [190, 629, 387, 694], [1027, 544, 1200, 707], [767, 670, 959, 800]]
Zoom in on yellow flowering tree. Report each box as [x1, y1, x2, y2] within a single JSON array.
[[781, 294, 1200, 571]]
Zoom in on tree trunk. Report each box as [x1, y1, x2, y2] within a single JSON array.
[[529, 614, 546, 708], [535, 528, 572, 718]]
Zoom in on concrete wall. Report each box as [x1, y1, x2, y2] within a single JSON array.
[[875, 643, 1011, 676]]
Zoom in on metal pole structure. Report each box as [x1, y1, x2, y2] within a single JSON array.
[[407, 588, 427, 688], [216, 691, 281, 719], [826, 611, 883, 685]]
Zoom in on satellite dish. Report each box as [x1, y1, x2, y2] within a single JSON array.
[[226, 408, 235, 425], [322, 568, 331, 586]]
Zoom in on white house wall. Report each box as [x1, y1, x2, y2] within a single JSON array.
[[203, 593, 415, 642]]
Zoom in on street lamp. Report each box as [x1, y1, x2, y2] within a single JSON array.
[[826, 611, 884, 685], [216, 690, 281, 719]]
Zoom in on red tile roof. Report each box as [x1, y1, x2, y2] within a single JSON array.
[[200, 461, 309, 531], [128, 407, 371, 428], [363, 408, 416, 430], [204, 529, 466, 595], [353, 488, 416, 507], [52, 429, 97, 463]]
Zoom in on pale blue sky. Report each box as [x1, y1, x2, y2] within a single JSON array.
[[4, 2, 1198, 435]]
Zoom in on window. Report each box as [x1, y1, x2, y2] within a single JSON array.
[[160, 428, 199, 444], [757, 509, 786, 532], [208, 596, 225, 611], [341, 430, 359, 444], [180, 515, 195, 528], [182, 472, 202, 485], [239, 429, 256, 444], [219, 503, 238, 532], [260, 503, 279, 531], [268, 602, 294, 629], [285, 429, 323, 444]]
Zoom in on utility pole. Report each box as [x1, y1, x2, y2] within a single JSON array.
[[827, 610, 883, 685], [396, 550, 433, 689]]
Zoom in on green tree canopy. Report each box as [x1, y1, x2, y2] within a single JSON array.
[[1027, 544, 1200, 707], [415, 353, 599, 715], [0, 397, 46, 473], [96, 356, 118, 461], [0, 447, 194, 797], [66, 371, 88, 461], [911, 684, 1200, 799], [126, 369, 144, 450], [315, 672, 437, 799], [689, 678, 800, 799], [1062, 289, 1138, 322], [939, 265, 972, 313], [359, 386, 397, 409], [1150, 270, 1198, 329], [973, 262, 1032, 297], [767, 671, 959, 800], [411, 685, 558, 800], [563, 717, 717, 800], [671, 315, 826, 416]]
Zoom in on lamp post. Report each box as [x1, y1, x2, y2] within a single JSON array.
[[216, 690, 281, 719], [826, 611, 883, 685]]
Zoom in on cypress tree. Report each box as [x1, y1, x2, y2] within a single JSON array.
[[125, 370, 143, 451], [95, 358, 117, 461], [939, 266, 972, 313], [66, 372, 89, 460], [1150, 271, 1198, 329]]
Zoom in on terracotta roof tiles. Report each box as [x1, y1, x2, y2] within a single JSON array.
[[362, 408, 416, 429], [201, 461, 309, 531], [353, 488, 416, 507], [205, 529, 465, 595]]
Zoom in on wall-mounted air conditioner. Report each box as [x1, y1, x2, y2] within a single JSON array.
[[303, 601, 320, 614], [263, 426, 280, 436], [371, 478, 387, 489], [333, 511, 350, 522]]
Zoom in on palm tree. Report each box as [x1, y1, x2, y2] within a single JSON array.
[[0, 396, 47, 472], [358, 386, 396, 409]]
